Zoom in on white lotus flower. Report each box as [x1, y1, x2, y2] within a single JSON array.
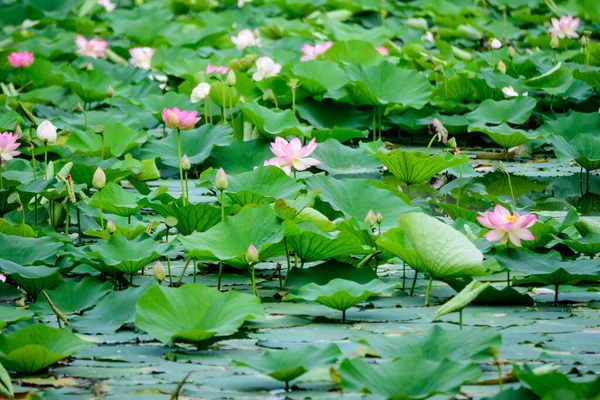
[[502, 86, 528, 98], [231, 29, 261, 51], [191, 82, 211, 103], [252, 57, 281, 81], [490, 38, 502, 49], [37, 120, 58, 144]]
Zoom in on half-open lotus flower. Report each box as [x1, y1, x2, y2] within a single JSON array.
[[0, 132, 20, 164], [162, 107, 201, 130], [7, 51, 34, 68], [129, 47, 154, 70], [267, 137, 320, 172], [477, 204, 536, 247], [231, 29, 261, 51], [548, 15, 580, 39], [300, 41, 333, 62], [75, 35, 108, 59]]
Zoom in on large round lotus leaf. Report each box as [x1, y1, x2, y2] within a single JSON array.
[[135, 283, 264, 347], [523, 63, 573, 96], [397, 213, 485, 277], [550, 133, 600, 172], [0, 324, 89, 373]]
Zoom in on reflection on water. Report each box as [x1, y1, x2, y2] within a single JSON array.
[[572, 191, 600, 216]]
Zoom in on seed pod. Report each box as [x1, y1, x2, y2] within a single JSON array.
[[65, 175, 77, 203]]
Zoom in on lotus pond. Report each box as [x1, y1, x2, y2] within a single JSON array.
[[1, 0, 600, 399]]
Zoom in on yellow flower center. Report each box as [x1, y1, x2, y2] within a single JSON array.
[[505, 215, 518, 223]]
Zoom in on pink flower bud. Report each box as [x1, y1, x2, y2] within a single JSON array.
[[92, 167, 106, 190], [215, 168, 228, 190], [154, 261, 166, 283], [245, 244, 259, 264], [181, 154, 191, 171], [106, 219, 116, 234], [365, 209, 377, 227]]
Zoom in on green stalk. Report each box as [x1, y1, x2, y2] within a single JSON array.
[[292, 87, 296, 112], [496, 362, 504, 391], [0, 163, 2, 190], [44, 143, 48, 179], [64, 203, 70, 236], [101, 130, 105, 160], [372, 108, 376, 141], [176, 129, 186, 205], [424, 134, 437, 154], [402, 262, 406, 291], [505, 171, 517, 211], [459, 309, 463, 330], [283, 238, 292, 289], [204, 101, 208, 125], [410, 270, 418, 295], [221, 84, 227, 124], [250, 263, 258, 298], [217, 189, 225, 291], [21, 205, 25, 236], [193, 259, 197, 284], [167, 256, 173, 287], [229, 95, 236, 135], [457, 164, 463, 207], [424, 275, 433, 306], [491, 49, 495, 71], [98, 190, 104, 235], [76, 206, 81, 245], [184, 171, 189, 205]]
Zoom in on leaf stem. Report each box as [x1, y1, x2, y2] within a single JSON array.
[[424, 275, 433, 306], [98, 190, 104, 235]]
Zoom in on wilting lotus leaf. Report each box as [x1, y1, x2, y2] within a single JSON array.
[[523, 63, 573, 96], [234, 344, 341, 389], [0, 324, 89, 373], [141, 124, 233, 168], [81, 235, 172, 275], [339, 356, 482, 399], [433, 280, 490, 321], [290, 278, 399, 322], [513, 365, 600, 398], [357, 325, 501, 362], [238, 102, 303, 138], [88, 183, 144, 218], [225, 166, 303, 207], [344, 62, 432, 108], [179, 205, 284, 268], [306, 175, 417, 230], [0, 259, 62, 299], [135, 283, 264, 347], [550, 133, 600, 172], [284, 221, 368, 262], [397, 213, 486, 277], [368, 148, 468, 186], [29, 277, 112, 315]]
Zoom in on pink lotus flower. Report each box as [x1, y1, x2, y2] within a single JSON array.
[[75, 35, 108, 59], [161, 107, 201, 130], [375, 46, 389, 56], [266, 137, 320, 172], [129, 47, 154, 70], [548, 15, 580, 39], [0, 132, 21, 165], [300, 42, 333, 62], [97, 0, 116, 12], [263, 159, 292, 175], [0, 274, 6, 283], [477, 204, 536, 247], [206, 64, 230, 75], [7, 51, 34, 68]]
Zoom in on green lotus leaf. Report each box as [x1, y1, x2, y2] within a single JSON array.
[[285, 261, 378, 293], [66, 69, 117, 103], [234, 344, 341, 388], [443, 277, 534, 306], [0, 234, 63, 266], [397, 213, 486, 277], [377, 227, 427, 271], [224, 166, 304, 207], [0, 363, 12, 400], [0, 324, 90, 373], [306, 175, 417, 230], [283, 221, 368, 262], [513, 365, 600, 399], [312, 139, 381, 176], [573, 68, 600, 92], [561, 233, 600, 257], [135, 283, 264, 347], [467, 97, 536, 126], [206, 139, 273, 174], [135, 91, 196, 120], [88, 183, 144, 218], [291, 60, 348, 96], [0, 306, 34, 329], [541, 111, 600, 141], [357, 325, 501, 362], [68, 161, 134, 190], [339, 356, 482, 399], [368, 148, 468, 186], [291, 278, 399, 321], [523, 63, 573, 96], [179, 205, 285, 268], [296, 99, 370, 131], [344, 62, 432, 108], [323, 40, 385, 66], [238, 102, 303, 138], [140, 124, 233, 168], [29, 277, 112, 315], [81, 235, 172, 275], [433, 279, 490, 321], [471, 123, 540, 149], [549, 133, 600, 172], [0, 259, 63, 299]]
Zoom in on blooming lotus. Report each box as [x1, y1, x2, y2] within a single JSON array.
[[97, 0, 116, 12], [300, 42, 333, 62], [7, 51, 34, 68], [263, 159, 291, 175], [75, 35, 108, 59], [231, 29, 261, 51], [267, 137, 320, 172], [0, 132, 21, 164], [477, 204, 536, 247], [252, 57, 281, 81], [162, 107, 201, 130], [375, 46, 389, 56], [206, 64, 229, 75], [0, 274, 5, 283], [548, 15, 580, 39], [190, 82, 211, 103], [129, 47, 154, 70]]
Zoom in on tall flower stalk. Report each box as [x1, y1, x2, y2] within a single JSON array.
[[216, 168, 228, 290], [93, 167, 106, 235]]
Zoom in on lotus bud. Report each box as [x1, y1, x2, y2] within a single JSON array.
[[238, 54, 257, 72], [154, 261, 166, 283], [446, 137, 457, 149], [245, 244, 259, 264], [92, 167, 106, 190], [375, 212, 383, 224], [550, 35, 559, 49], [107, 85, 114, 97], [181, 154, 191, 171], [215, 168, 228, 191], [226, 70, 236, 87], [365, 209, 377, 227], [14, 124, 22, 137], [507, 46, 515, 58], [584, 30, 592, 38], [580, 36, 588, 46], [488, 347, 500, 360], [497, 60, 506, 74], [106, 219, 116, 234], [490, 38, 502, 49], [37, 120, 58, 144]]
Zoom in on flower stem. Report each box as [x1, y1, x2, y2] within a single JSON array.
[[0, 163, 2, 190], [424, 275, 433, 306], [184, 171, 189, 204], [177, 129, 186, 205], [425, 135, 437, 154], [372, 108, 376, 141], [402, 262, 406, 291], [167, 256, 173, 287], [217, 190, 225, 291], [505, 171, 517, 211], [491, 49, 495, 70], [457, 164, 463, 207], [459, 309, 463, 330], [496, 362, 503, 391], [204, 101, 208, 125], [21, 205, 25, 236], [229, 94, 236, 136], [98, 190, 104, 235], [410, 270, 418, 295], [283, 238, 291, 289], [76, 206, 81, 245], [44, 143, 48, 179], [250, 263, 259, 298], [221, 84, 227, 124], [292, 87, 296, 113], [64, 203, 69, 236], [101, 130, 105, 160]]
